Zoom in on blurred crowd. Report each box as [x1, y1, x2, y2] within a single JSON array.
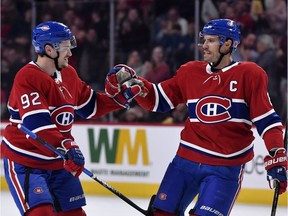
[[1, 0, 287, 123]]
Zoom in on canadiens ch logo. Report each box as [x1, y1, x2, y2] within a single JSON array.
[[33, 187, 43, 194], [159, 193, 167, 200], [51, 105, 74, 132], [195, 95, 232, 124]]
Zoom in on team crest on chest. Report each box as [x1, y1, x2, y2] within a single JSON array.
[[50, 105, 74, 132], [195, 95, 232, 123]]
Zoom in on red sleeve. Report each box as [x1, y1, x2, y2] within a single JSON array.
[[94, 93, 122, 117], [263, 126, 285, 152], [134, 76, 157, 111], [244, 63, 274, 119]]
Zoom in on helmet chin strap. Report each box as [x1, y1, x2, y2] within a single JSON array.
[[44, 51, 62, 71], [209, 45, 232, 72]]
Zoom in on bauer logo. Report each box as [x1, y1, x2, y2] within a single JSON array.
[[88, 128, 149, 165]]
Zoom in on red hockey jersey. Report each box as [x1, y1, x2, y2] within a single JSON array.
[[136, 61, 284, 166], [1, 61, 120, 170]]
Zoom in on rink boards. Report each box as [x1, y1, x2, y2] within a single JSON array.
[[0, 122, 287, 206]]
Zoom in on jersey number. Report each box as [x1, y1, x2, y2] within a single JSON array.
[[21, 92, 41, 109]]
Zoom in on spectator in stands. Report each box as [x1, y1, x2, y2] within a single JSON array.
[[233, 32, 258, 62], [126, 50, 147, 78], [63, 9, 76, 27], [250, 0, 264, 21], [115, 0, 129, 33], [159, 23, 190, 71], [250, 0, 270, 34], [38, 0, 67, 21], [153, 6, 190, 42], [40, 13, 53, 22], [263, 0, 287, 36], [201, 0, 219, 24], [182, 21, 196, 61], [116, 105, 147, 122], [1, 44, 26, 96], [255, 34, 281, 115], [223, 5, 237, 21], [79, 28, 108, 91], [276, 35, 287, 121], [7, 8, 31, 50], [118, 7, 150, 61], [1, 59, 9, 119], [1, 88, 8, 119], [217, 0, 229, 19], [234, 0, 255, 35], [144, 46, 171, 83], [141, 46, 173, 122], [90, 10, 109, 48], [68, 18, 86, 70], [125, 0, 153, 25], [166, 7, 189, 36]]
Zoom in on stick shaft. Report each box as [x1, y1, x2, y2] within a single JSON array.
[[17, 124, 147, 215], [271, 181, 279, 216], [270, 122, 287, 216]]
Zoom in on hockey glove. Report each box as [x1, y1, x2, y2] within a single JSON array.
[[105, 64, 137, 97], [264, 148, 288, 194], [113, 78, 148, 108], [60, 140, 85, 177]]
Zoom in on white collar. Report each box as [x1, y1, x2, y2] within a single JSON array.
[[205, 61, 240, 74]]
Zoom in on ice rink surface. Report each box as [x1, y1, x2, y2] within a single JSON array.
[[1, 190, 287, 216]]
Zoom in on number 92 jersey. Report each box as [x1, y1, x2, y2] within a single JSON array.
[[1, 61, 119, 169]]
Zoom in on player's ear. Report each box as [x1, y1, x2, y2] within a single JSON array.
[[44, 44, 55, 55], [226, 39, 232, 47], [223, 39, 232, 52]]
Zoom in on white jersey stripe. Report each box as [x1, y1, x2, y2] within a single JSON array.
[[189, 118, 252, 125], [227, 165, 244, 215], [7, 159, 30, 212], [3, 137, 61, 161], [180, 139, 254, 158]]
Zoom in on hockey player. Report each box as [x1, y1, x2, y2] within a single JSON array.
[[106, 19, 287, 216], [1, 21, 143, 216]]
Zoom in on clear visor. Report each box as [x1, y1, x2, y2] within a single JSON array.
[[198, 31, 205, 47], [198, 32, 221, 47], [55, 35, 77, 52]]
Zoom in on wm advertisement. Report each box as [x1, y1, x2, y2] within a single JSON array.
[[75, 124, 179, 184]]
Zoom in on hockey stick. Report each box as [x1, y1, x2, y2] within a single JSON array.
[[17, 124, 151, 216], [270, 122, 287, 216]]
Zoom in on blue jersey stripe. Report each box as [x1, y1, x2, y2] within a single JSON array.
[[253, 111, 282, 136], [155, 85, 173, 112], [8, 107, 21, 121], [75, 91, 97, 118], [23, 112, 54, 131]]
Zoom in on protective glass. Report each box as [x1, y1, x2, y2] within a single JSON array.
[[198, 32, 220, 47], [55, 36, 77, 52]]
